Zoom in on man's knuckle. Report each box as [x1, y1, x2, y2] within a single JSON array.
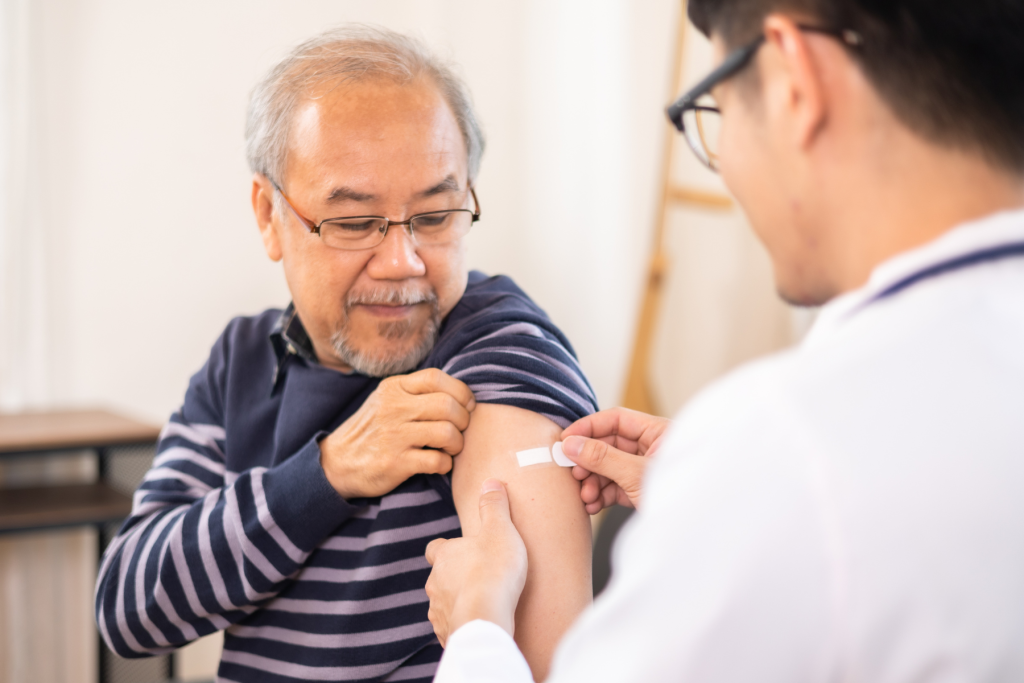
[[397, 422, 417, 442], [426, 421, 447, 443], [441, 421, 460, 440], [431, 393, 454, 416]]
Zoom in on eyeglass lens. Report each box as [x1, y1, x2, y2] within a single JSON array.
[[318, 210, 475, 250], [682, 101, 723, 171]]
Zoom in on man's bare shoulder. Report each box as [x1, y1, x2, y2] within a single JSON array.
[[452, 404, 568, 530]]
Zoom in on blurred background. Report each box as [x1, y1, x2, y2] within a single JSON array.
[[0, 0, 811, 681]]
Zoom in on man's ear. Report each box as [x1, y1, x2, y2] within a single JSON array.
[[761, 14, 828, 151], [252, 173, 283, 262]]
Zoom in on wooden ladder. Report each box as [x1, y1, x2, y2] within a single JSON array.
[[620, 4, 733, 415]]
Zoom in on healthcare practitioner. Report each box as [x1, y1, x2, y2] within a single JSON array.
[[424, 0, 1024, 680]]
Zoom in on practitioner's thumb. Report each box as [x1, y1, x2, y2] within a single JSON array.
[[478, 478, 512, 528], [562, 436, 642, 489]]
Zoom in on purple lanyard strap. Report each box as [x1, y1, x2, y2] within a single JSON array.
[[871, 241, 1024, 303]]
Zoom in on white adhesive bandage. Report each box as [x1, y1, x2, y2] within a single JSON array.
[[551, 441, 574, 467], [515, 442, 573, 468], [515, 446, 552, 467]]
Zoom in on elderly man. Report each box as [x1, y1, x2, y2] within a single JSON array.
[[95, 26, 594, 683]]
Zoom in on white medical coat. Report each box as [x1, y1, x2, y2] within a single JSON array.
[[435, 208, 1024, 683]]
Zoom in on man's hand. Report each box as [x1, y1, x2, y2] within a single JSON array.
[[561, 407, 673, 514], [425, 479, 527, 647], [319, 368, 476, 499]]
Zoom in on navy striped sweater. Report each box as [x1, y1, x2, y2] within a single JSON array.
[[95, 271, 598, 683]]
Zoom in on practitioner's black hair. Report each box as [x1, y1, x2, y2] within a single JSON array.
[[688, 0, 1024, 173]]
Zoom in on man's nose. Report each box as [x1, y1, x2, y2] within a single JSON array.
[[366, 223, 427, 280]]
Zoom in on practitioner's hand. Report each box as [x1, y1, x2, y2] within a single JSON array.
[[319, 368, 476, 499], [561, 407, 673, 514], [425, 479, 527, 646]]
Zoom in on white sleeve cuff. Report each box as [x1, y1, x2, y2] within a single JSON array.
[[434, 620, 536, 683]]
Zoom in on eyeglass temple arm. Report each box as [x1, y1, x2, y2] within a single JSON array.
[[667, 36, 764, 132], [469, 187, 481, 221], [269, 180, 318, 232], [666, 24, 861, 132]]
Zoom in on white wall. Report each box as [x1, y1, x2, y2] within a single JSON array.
[[0, 0, 680, 422]]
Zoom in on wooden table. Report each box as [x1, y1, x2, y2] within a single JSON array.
[[0, 409, 161, 534]]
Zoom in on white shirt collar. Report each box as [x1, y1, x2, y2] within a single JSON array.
[[803, 206, 1024, 348]]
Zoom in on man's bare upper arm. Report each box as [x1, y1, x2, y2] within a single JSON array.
[[451, 403, 593, 682]]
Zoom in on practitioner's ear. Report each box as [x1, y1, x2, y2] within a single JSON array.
[[761, 14, 830, 152]]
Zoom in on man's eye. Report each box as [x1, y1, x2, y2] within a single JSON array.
[[414, 214, 451, 229], [329, 220, 377, 233]]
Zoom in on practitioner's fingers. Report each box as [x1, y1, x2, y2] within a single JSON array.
[[562, 436, 647, 509]]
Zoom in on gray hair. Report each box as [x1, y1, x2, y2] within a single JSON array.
[[245, 24, 485, 188]]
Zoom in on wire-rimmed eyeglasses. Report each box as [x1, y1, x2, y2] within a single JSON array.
[[272, 182, 481, 250], [666, 25, 863, 172]]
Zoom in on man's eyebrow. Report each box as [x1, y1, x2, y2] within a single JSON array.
[[323, 176, 461, 204], [325, 187, 376, 203], [418, 176, 461, 198]]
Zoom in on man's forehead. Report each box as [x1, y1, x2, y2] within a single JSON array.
[[290, 78, 460, 149], [285, 79, 468, 198]]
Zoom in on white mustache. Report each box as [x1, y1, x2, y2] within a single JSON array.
[[345, 286, 438, 308]]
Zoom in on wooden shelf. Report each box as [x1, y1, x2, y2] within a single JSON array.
[[0, 482, 134, 533], [0, 409, 161, 456]]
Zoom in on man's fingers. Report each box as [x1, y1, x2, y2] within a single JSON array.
[[400, 368, 476, 410], [477, 478, 512, 529], [407, 420, 465, 456], [407, 448, 455, 475], [425, 538, 447, 566], [411, 392, 471, 431]]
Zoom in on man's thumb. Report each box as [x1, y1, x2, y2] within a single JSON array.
[[478, 478, 512, 527], [562, 436, 636, 483]]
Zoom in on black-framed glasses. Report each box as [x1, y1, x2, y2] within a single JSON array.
[[667, 25, 863, 171], [272, 182, 481, 250]]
